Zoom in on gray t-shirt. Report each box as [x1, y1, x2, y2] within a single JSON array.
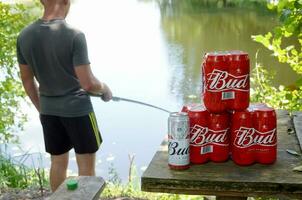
[[17, 19, 93, 117]]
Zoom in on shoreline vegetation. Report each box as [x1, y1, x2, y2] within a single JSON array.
[[0, 151, 272, 200], [1, 0, 301, 199], [0, 151, 208, 200]]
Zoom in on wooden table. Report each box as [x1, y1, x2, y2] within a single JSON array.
[[141, 110, 302, 199]]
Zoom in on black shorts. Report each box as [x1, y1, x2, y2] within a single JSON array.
[[40, 112, 102, 155]]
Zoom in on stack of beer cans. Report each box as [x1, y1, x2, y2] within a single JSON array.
[[168, 51, 277, 170]]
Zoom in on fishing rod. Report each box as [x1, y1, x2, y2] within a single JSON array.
[[89, 93, 171, 114]]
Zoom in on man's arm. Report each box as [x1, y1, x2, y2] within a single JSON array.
[[19, 64, 40, 112], [75, 64, 112, 102]]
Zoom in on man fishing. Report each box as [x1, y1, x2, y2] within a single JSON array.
[[16, 0, 112, 191]]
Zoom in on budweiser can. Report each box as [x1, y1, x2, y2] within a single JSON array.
[[182, 104, 230, 164], [231, 104, 277, 165], [229, 51, 250, 110], [202, 51, 250, 113], [168, 112, 190, 170], [202, 52, 228, 113]]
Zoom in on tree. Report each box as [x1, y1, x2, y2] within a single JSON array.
[[0, 2, 40, 143], [251, 0, 302, 111]]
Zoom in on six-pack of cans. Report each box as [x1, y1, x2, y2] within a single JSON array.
[[168, 51, 277, 170], [231, 103, 277, 165], [182, 104, 230, 164], [202, 51, 250, 113]]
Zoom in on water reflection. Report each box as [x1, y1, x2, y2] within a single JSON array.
[[156, 0, 299, 103]]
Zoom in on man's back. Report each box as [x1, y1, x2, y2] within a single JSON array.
[[17, 19, 93, 117]]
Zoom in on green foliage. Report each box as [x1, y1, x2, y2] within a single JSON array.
[[108, 162, 122, 185], [251, 61, 302, 111], [102, 180, 203, 200], [0, 1, 40, 143], [102, 158, 204, 200], [153, 0, 268, 11], [0, 151, 48, 190], [251, 0, 302, 111]]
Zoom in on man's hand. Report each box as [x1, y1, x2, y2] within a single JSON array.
[[100, 82, 112, 102]]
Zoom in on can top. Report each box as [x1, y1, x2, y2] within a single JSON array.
[[248, 103, 267, 111], [229, 51, 249, 61], [204, 50, 249, 61], [188, 104, 207, 112], [204, 51, 227, 62], [248, 103, 275, 112], [169, 112, 188, 119]]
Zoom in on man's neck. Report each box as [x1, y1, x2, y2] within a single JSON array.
[[42, 7, 66, 21]]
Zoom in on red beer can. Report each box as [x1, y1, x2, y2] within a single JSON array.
[[183, 104, 230, 164], [202, 52, 228, 113], [202, 51, 250, 113], [231, 104, 277, 165], [253, 105, 277, 164], [229, 51, 250, 110]]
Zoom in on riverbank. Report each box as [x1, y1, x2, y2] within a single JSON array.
[[0, 187, 216, 200], [0, 186, 207, 200], [0, 187, 147, 200], [0, 187, 51, 200]]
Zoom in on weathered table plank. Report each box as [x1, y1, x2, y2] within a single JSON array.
[[141, 110, 302, 199], [50, 176, 106, 200], [293, 111, 302, 151]]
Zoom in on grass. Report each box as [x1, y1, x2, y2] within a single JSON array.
[[101, 157, 206, 200], [0, 148, 48, 194], [102, 182, 205, 200]]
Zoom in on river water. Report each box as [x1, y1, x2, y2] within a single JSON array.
[[7, 0, 299, 182]]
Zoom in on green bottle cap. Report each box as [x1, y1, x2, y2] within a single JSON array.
[[66, 179, 78, 190]]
